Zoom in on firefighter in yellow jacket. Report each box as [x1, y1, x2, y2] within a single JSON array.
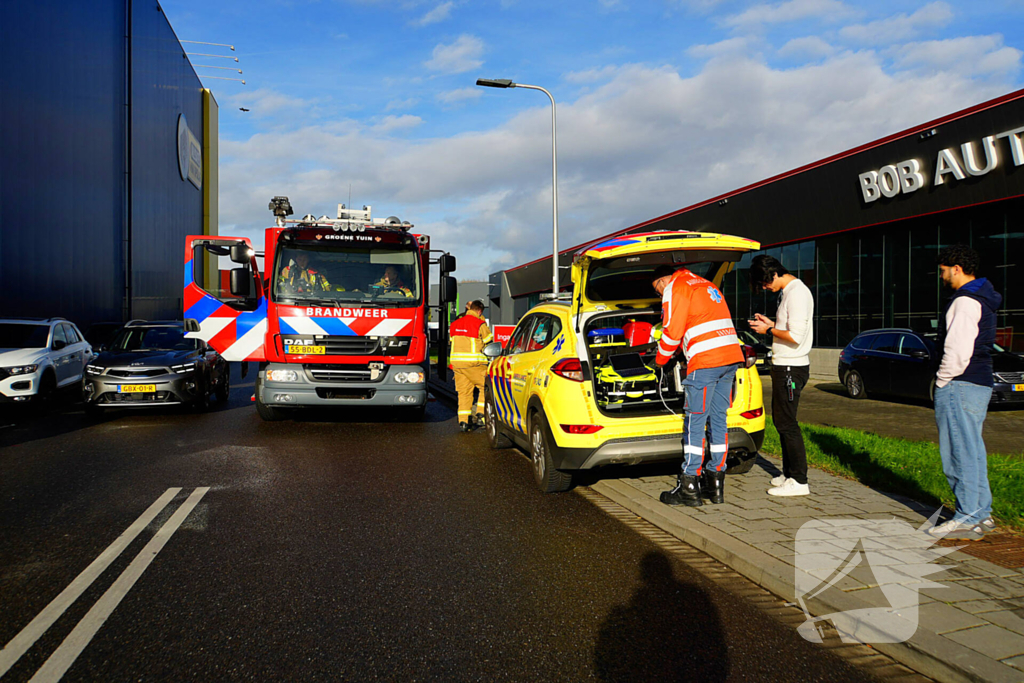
[[449, 300, 492, 432]]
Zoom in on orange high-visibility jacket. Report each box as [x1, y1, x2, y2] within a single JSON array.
[[656, 269, 743, 373], [449, 311, 493, 368]]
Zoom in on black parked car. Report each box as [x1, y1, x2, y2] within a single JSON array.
[[737, 330, 772, 374], [838, 328, 1024, 405], [83, 321, 229, 411]]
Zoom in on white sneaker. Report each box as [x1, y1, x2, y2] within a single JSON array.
[[981, 517, 997, 532], [768, 478, 810, 497], [770, 474, 787, 487], [927, 519, 984, 540]]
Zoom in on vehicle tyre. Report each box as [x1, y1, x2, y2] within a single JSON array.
[[214, 368, 230, 404], [192, 379, 211, 412], [255, 374, 284, 421], [529, 410, 573, 493], [35, 371, 56, 411], [485, 388, 512, 449], [844, 369, 867, 399]]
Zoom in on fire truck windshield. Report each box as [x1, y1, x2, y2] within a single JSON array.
[[273, 245, 421, 306]]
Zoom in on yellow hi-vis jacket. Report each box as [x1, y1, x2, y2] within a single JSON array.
[[449, 310, 492, 367]]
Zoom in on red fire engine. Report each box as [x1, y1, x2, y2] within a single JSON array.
[[183, 196, 456, 420]]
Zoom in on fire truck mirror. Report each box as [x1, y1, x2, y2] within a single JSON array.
[[440, 276, 457, 303], [439, 253, 456, 274], [183, 319, 201, 333], [230, 243, 252, 264], [229, 268, 251, 298]]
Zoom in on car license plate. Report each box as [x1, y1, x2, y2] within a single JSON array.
[[1014, 384, 1024, 392], [118, 384, 156, 393], [285, 345, 325, 355]]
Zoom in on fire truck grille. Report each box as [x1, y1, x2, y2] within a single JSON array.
[[305, 364, 378, 382], [320, 336, 380, 355]]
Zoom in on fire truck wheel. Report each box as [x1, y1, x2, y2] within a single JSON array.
[[485, 388, 511, 449], [404, 404, 426, 421], [255, 375, 285, 421]]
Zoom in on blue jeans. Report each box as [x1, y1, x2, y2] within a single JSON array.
[[681, 364, 739, 476], [934, 380, 993, 524]]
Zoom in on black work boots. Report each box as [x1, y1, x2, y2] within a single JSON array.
[[701, 470, 726, 504], [459, 421, 471, 432], [660, 474, 703, 507]]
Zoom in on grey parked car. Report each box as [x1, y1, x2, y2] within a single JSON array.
[[83, 321, 229, 411]]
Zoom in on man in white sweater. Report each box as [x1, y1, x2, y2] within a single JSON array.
[[748, 255, 814, 497]]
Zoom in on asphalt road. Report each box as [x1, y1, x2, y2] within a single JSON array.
[[1, 366, 884, 682]]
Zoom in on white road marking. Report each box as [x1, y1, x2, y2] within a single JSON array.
[[0, 488, 181, 678], [29, 487, 210, 683]]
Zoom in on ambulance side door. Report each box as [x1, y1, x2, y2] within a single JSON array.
[[512, 313, 563, 407], [494, 314, 538, 433]]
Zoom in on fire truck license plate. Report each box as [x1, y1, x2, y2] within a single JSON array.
[[285, 345, 325, 355], [118, 384, 156, 393]]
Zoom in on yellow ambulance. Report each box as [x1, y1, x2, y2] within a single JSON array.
[[483, 231, 766, 492]]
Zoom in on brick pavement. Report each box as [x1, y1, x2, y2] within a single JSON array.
[[592, 454, 1024, 683]]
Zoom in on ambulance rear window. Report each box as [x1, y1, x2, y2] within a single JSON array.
[[587, 261, 716, 302]]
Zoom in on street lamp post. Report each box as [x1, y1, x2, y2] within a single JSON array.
[[477, 78, 560, 297]]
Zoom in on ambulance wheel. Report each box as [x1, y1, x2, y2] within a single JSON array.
[[485, 388, 511, 449], [255, 375, 285, 421], [844, 370, 867, 399], [529, 410, 573, 494]]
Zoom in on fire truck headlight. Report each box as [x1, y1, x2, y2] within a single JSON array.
[[395, 371, 424, 384], [266, 369, 299, 382]]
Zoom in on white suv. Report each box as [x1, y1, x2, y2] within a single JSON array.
[[0, 318, 93, 404]]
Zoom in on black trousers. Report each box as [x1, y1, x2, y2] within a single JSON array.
[[770, 365, 809, 485]]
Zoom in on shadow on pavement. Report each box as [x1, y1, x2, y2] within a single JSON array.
[[593, 552, 729, 682]]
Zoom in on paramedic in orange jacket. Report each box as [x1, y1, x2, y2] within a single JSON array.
[[448, 300, 493, 432], [652, 265, 743, 507]]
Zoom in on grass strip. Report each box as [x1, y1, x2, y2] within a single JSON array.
[[761, 417, 1024, 531]]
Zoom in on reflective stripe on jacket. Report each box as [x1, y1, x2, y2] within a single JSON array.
[[449, 311, 492, 367], [656, 268, 743, 373]]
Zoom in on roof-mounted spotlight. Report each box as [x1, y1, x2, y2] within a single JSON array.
[[269, 196, 293, 227]]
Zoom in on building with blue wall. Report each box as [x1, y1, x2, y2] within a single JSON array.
[[0, 0, 218, 328]]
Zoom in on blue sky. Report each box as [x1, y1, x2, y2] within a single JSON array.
[[162, 0, 1024, 279]]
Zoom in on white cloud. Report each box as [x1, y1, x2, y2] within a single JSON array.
[[228, 88, 311, 118], [436, 87, 483, 104], [688, 36, 759, 59], [778, 36, 835, 59], [372, 115, 423, 133], [413, 2, 454, 27], [894, 35, 1022, 79], [724, 0, 857, 27], [424, 34, 485, 73], [840, 1, 953, 45], [218, 49, 1017, 279], [564, 65, 622, 84], [385, 97, 419, 111]]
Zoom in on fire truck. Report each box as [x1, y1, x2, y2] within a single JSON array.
[[182, 196, 457, 420]]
